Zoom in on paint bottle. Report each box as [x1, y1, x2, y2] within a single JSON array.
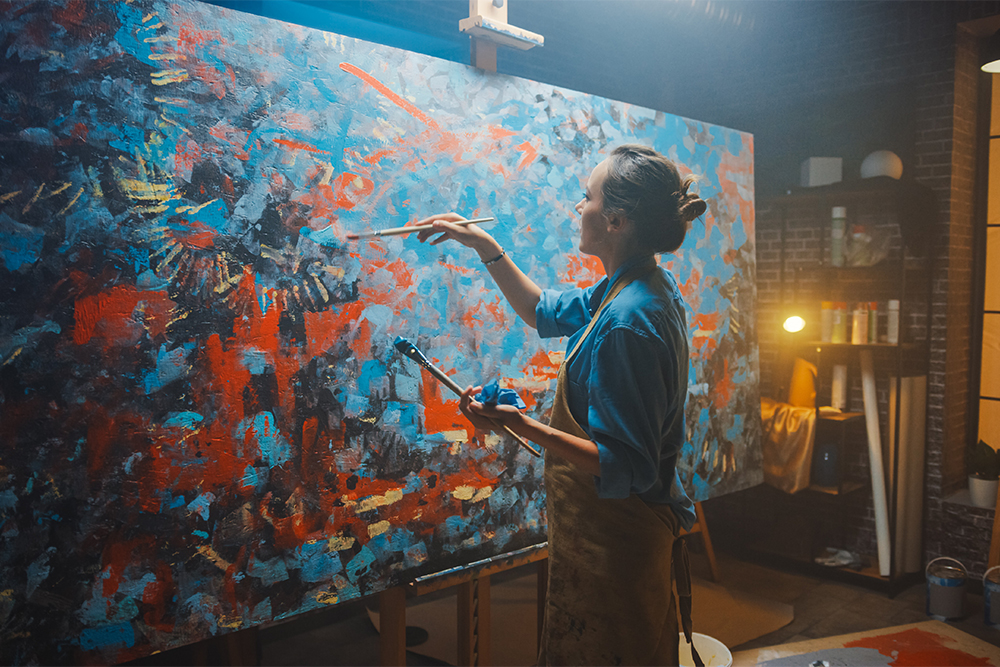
[[851, 303, 868, 344], [831, 302, 848, 344], [867, 301, 879, 343], [926, 557, 967, 620], [820, 301, 834, 343], [831, 206, 847, 267], [887, 299, 900, 345]]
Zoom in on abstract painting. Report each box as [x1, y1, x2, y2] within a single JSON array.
[[0, 0, 759, 663]]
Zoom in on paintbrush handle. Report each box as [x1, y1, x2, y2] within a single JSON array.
[[420, 360, 541, 457], [349, 217, 493, 239]]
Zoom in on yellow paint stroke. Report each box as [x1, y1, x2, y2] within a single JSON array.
[[197, 545, 232, 571], [310, 274, 330, 303], [218, 615, 243, 630], [46, 182, 72, 197], [142, 12, 158, 22], [156, 243, 184, 274], [323, 266, 346, 280], [0, 589, 14, 600], [22, 183, 44, 214], [328, 535, 356, 551], [316, 591, 339, 605], [144, 35, 172, 43], [0, 190, 21, 203], [119, 178, 172, 202], [149, 53, 180, 61], [151, 69, 188, 85], [452, 486, 495, 502], [136, 204, 170, 214], [168, 310, 190, 327], [144, 21, 164, 30], [56, 188, 84, 216], [177, 199, 218, 215], [158, 114, 189, 134], [356, 488, 403, 513], [155, 96, 189, 108], [368, 521, 390, 538], [2, 348, 23, 367], [259, 244, 283, 263]]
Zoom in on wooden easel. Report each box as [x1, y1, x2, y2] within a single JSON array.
[[378, 503, 718, 666]]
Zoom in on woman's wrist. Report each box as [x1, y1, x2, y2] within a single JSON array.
[[474, 239, 503, 262]]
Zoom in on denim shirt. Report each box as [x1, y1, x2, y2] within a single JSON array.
[[535, 255, 696, 530]]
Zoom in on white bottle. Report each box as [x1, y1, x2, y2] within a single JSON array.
[[887, 299, 900, 344]]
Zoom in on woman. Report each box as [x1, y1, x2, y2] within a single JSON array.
[[416, 144, 707, 666]]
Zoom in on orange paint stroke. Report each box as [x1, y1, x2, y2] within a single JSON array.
[[515, 140, 537, 171], [272, 138, 329, 154], [339, 63, 440, 131]]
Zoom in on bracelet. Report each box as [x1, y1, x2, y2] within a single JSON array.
[[482, 249, 506, 266]]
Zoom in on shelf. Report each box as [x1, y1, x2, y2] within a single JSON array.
[[806, 481, 864, 496]]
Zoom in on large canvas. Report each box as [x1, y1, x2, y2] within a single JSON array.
[[0, 0, 760, 663]]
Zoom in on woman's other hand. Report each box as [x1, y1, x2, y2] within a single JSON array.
[[459, 385, 524, 435]]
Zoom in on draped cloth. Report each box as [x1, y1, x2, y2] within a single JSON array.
[[761, 397, 817, 494], [537, 265, 701, 666]]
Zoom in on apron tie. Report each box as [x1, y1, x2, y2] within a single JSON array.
[[673, 537, 704, 667]]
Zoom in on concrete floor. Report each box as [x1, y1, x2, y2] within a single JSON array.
[[131, 548, 1000, 665]]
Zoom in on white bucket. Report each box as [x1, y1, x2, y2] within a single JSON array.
[[679, 632, 733, 667]]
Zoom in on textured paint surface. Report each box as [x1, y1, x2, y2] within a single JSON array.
[[0, 0, 759, 663], [758, 627, 995, 667]]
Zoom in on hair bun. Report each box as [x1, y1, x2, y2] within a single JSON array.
[[679, 195, 707, 224]]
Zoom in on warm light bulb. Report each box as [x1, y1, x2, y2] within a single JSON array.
[[783, 315, 805, 333]]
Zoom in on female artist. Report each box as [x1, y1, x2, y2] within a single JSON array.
[[416, 144, 707, 666]]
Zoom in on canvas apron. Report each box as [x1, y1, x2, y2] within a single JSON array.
[[537, 264, 702, 667]]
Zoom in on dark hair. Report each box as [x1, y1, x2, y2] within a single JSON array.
[[601, 144, 708, 254]]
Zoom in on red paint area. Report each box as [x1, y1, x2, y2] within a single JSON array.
[[73, 286, 175, 347], [713, 358, 733, 410], [419, 367, 473, 440], [332, 172, 374, 210], [845, 627, 992, 666], [171, 220, 217, 249], [339, 62, 441, 131], [559, 254, 604, 288], [691, 312, 720, 353]]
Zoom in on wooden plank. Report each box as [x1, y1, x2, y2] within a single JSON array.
[[411, 545, 547, 596], [380, 586, 407, 666]]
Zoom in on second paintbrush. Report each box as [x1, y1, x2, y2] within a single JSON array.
[[347, 217, 494, 240]]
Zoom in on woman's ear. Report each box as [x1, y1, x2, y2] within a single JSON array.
[[606, 212, 628, 233]]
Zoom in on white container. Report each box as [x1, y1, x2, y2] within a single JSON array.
[[831, 207, 846, 267], [679, 633, 732, 667], [926, 557, 967, 620], [887, 299, 900, 344], [831, 365, 848, 410], [851, 304, 868, 344], [969, 475, 999, 509]]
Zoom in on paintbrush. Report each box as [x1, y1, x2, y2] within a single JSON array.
[[394, 337, 542, 458], [346, 217, 494, 240]]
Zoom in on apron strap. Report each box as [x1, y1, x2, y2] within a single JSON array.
[[672, 537, 705, 667], [565, 261, 656, 365]]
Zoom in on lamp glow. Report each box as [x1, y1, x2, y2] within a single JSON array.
[[783, 315, 806, 333]]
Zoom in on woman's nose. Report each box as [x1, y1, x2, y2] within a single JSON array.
[[574, 199, 584, 214]]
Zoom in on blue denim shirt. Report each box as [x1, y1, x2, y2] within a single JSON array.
[[535, 255, 696, 530]]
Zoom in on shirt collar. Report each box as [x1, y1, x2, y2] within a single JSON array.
[[587, 255, 658, 314]]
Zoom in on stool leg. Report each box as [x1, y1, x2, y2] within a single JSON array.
[[694, 502, 720, 582]]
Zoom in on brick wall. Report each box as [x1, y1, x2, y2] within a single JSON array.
[[699, 2, 1000, 580]]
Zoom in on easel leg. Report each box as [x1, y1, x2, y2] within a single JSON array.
[[537, 558, 547, 651], [693, 503, 721, 582], [380, 586, 407, 666], [458, 574, 491, 666]]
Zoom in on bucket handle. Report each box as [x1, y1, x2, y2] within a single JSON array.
[[984, 565, 1000, 586], [926, 556, 967, 577]]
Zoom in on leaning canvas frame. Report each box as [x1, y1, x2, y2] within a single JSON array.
[[0, 0, 760, 663]]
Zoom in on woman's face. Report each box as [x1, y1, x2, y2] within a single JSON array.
[[575, 159, 610, 256]]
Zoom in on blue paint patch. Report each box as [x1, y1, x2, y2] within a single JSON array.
[[79, 622, 135, 651], [238, 413, 291, 468], [0, 213, 45, 272], [192, 530, 208, 539], [249, 554, 290, 586], [299, 225, 342, 248], [186, 492, 215, 520], [163, 411, 204, 430]]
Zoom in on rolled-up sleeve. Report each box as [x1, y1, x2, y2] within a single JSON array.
[[535, 286, 594, 339], [587, 326, 675, 498]]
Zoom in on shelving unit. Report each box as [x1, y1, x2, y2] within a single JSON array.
[[761, 177, 935, 595]]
